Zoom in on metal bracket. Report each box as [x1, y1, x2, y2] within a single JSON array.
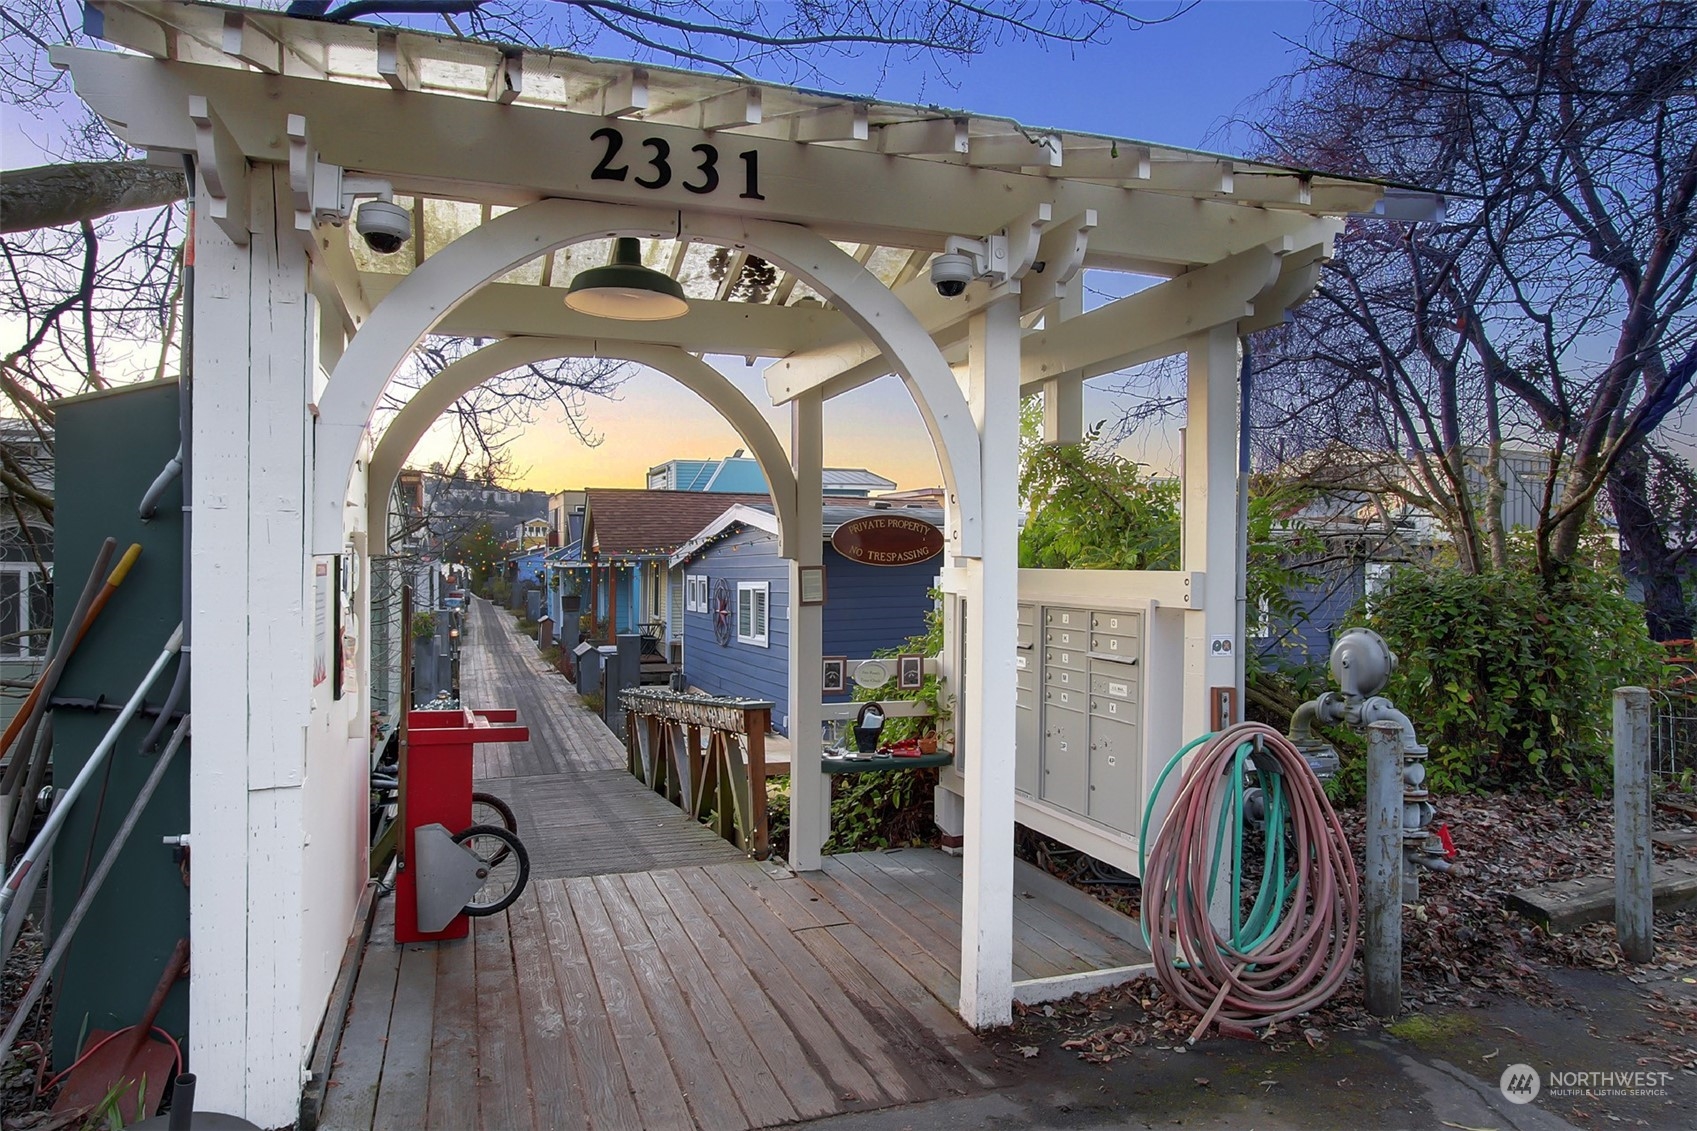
[[188, 95, 249, 246], [412, 823, 484, 933]]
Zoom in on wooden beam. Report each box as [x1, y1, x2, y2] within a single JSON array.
[[791, 103, 868, 143], [376, 31, 417, 91], [596, 69, 647, 117], [643, 87, 762, 131], [1018, 245, 1280, 387], [487, 49, 523, 105], [876, 117, 968, 156], [1140, 159, 1234, 196], [221, 11, 279, 74], [892, 247, 930, 289], [968, 132, 1061, 169], [764, 271, 996, 403], [58, 48, 1370, 272], [358, 272, 854, 355], [715, 249, 748, 302], [312, 226, 373, 330], [1050, 145, 1149, 181]]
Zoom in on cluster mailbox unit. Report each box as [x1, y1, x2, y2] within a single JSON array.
[[936, 570, 1189, 880], [1020, 601, 1146, 837]]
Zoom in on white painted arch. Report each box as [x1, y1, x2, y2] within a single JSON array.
[[367, 337, 801, 556], [313, 198, 981, 556]]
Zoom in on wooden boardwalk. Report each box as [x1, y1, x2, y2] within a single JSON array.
[[317, 597, 1146, 1130], [460, 598, 743, 877]]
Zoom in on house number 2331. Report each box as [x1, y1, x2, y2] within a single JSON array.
[[589, 127, 766, 200]]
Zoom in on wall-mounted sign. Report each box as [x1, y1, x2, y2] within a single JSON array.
[[830, 514, 945, 568]]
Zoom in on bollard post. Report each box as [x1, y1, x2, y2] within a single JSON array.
[[1615, 686, 1653, 963], [1365, 721, 1403, 1017]]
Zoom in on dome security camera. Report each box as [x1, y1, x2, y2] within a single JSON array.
[[930, 251, 977, 297], [355, 199, 412, 255]]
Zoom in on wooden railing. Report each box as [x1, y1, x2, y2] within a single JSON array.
[[619, 688, 771, 858]]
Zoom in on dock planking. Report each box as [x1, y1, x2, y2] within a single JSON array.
[[327, 596, 1184, 1130]]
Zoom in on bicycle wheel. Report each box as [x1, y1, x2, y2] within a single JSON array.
[[452, 824, 529, 916], [470, 791, 517, 833], [469, 793, 518, 867]]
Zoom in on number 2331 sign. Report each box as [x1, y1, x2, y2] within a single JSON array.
[[589, 126, 766, 200]]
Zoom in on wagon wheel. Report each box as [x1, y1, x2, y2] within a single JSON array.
[[712, 579, 734, 647]]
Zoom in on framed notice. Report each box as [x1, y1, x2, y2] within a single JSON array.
[[313, 560, 330, 687], [798, 565, 826, 606], [897, 653, 925, 691], [822, 656, 847, 694]]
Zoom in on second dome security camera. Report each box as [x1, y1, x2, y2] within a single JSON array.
[[930, 251, 976, 297], [355, 199, 412, 255]]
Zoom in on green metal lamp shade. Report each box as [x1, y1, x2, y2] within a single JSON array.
[[564, 237, 689, 320]]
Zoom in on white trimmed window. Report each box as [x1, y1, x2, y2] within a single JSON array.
[[0, 525, 52, 661], [686, 574, 708, 612], [1363, 563, 1392, 611], [736, 581, 769, 647], [1250, 594, 1271, 639]]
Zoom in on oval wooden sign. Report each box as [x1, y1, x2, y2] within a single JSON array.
[[831, 514, 945, 567]]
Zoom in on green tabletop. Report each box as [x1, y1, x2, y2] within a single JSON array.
[[820, 750, 955, 774]]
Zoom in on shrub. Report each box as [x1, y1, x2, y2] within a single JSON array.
[[1356, 560, 1659, 792], [764, 769, 940, 860], [411, 611, 435, 640], [824, 767, 939, 853]]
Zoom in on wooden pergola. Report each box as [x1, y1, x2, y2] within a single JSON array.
[[58, 2, 1436, 1123]]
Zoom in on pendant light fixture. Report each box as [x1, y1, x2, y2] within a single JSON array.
[[564, 237, 689, 320]]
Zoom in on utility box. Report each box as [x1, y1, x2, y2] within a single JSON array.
[[573, 641, 599, 695], [1013, 599, 1148, 847], [48, 380, 188, 1068]]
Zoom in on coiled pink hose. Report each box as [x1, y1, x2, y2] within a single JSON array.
[[1141, 722, 1360, 1036]]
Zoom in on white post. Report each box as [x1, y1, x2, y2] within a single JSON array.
[[1182, 326, 1242, 739], [187, 159, 256, 1119], [1615, 686, 1653, 963], [240, 168, 314, 1123], [1182, 327, 1241, 934], [787, 391, 828, 870], [958, 292, 1020, 1029]]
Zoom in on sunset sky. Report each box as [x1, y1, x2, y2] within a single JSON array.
[[405, 1, 1319, 494]]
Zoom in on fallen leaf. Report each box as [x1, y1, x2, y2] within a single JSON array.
[[1194, 1077, 1211, 1087], [1017, 1045, 1039, 1059]]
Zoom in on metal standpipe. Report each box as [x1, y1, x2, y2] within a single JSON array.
[[1364, 721, 1404, 1018]]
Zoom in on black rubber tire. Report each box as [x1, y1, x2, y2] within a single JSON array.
[[452, 824, 529, 916], [470, 791, 518, 833]]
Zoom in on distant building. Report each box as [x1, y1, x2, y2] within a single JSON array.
[[647, 451, 896, 498], [546, 490, 585, 548], [670, 500, 944, 733], [545, 488, 769, 655], [0, 420, 52, 731], [511, 517, 550, 548], [1256, 445, 1571, 665]]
